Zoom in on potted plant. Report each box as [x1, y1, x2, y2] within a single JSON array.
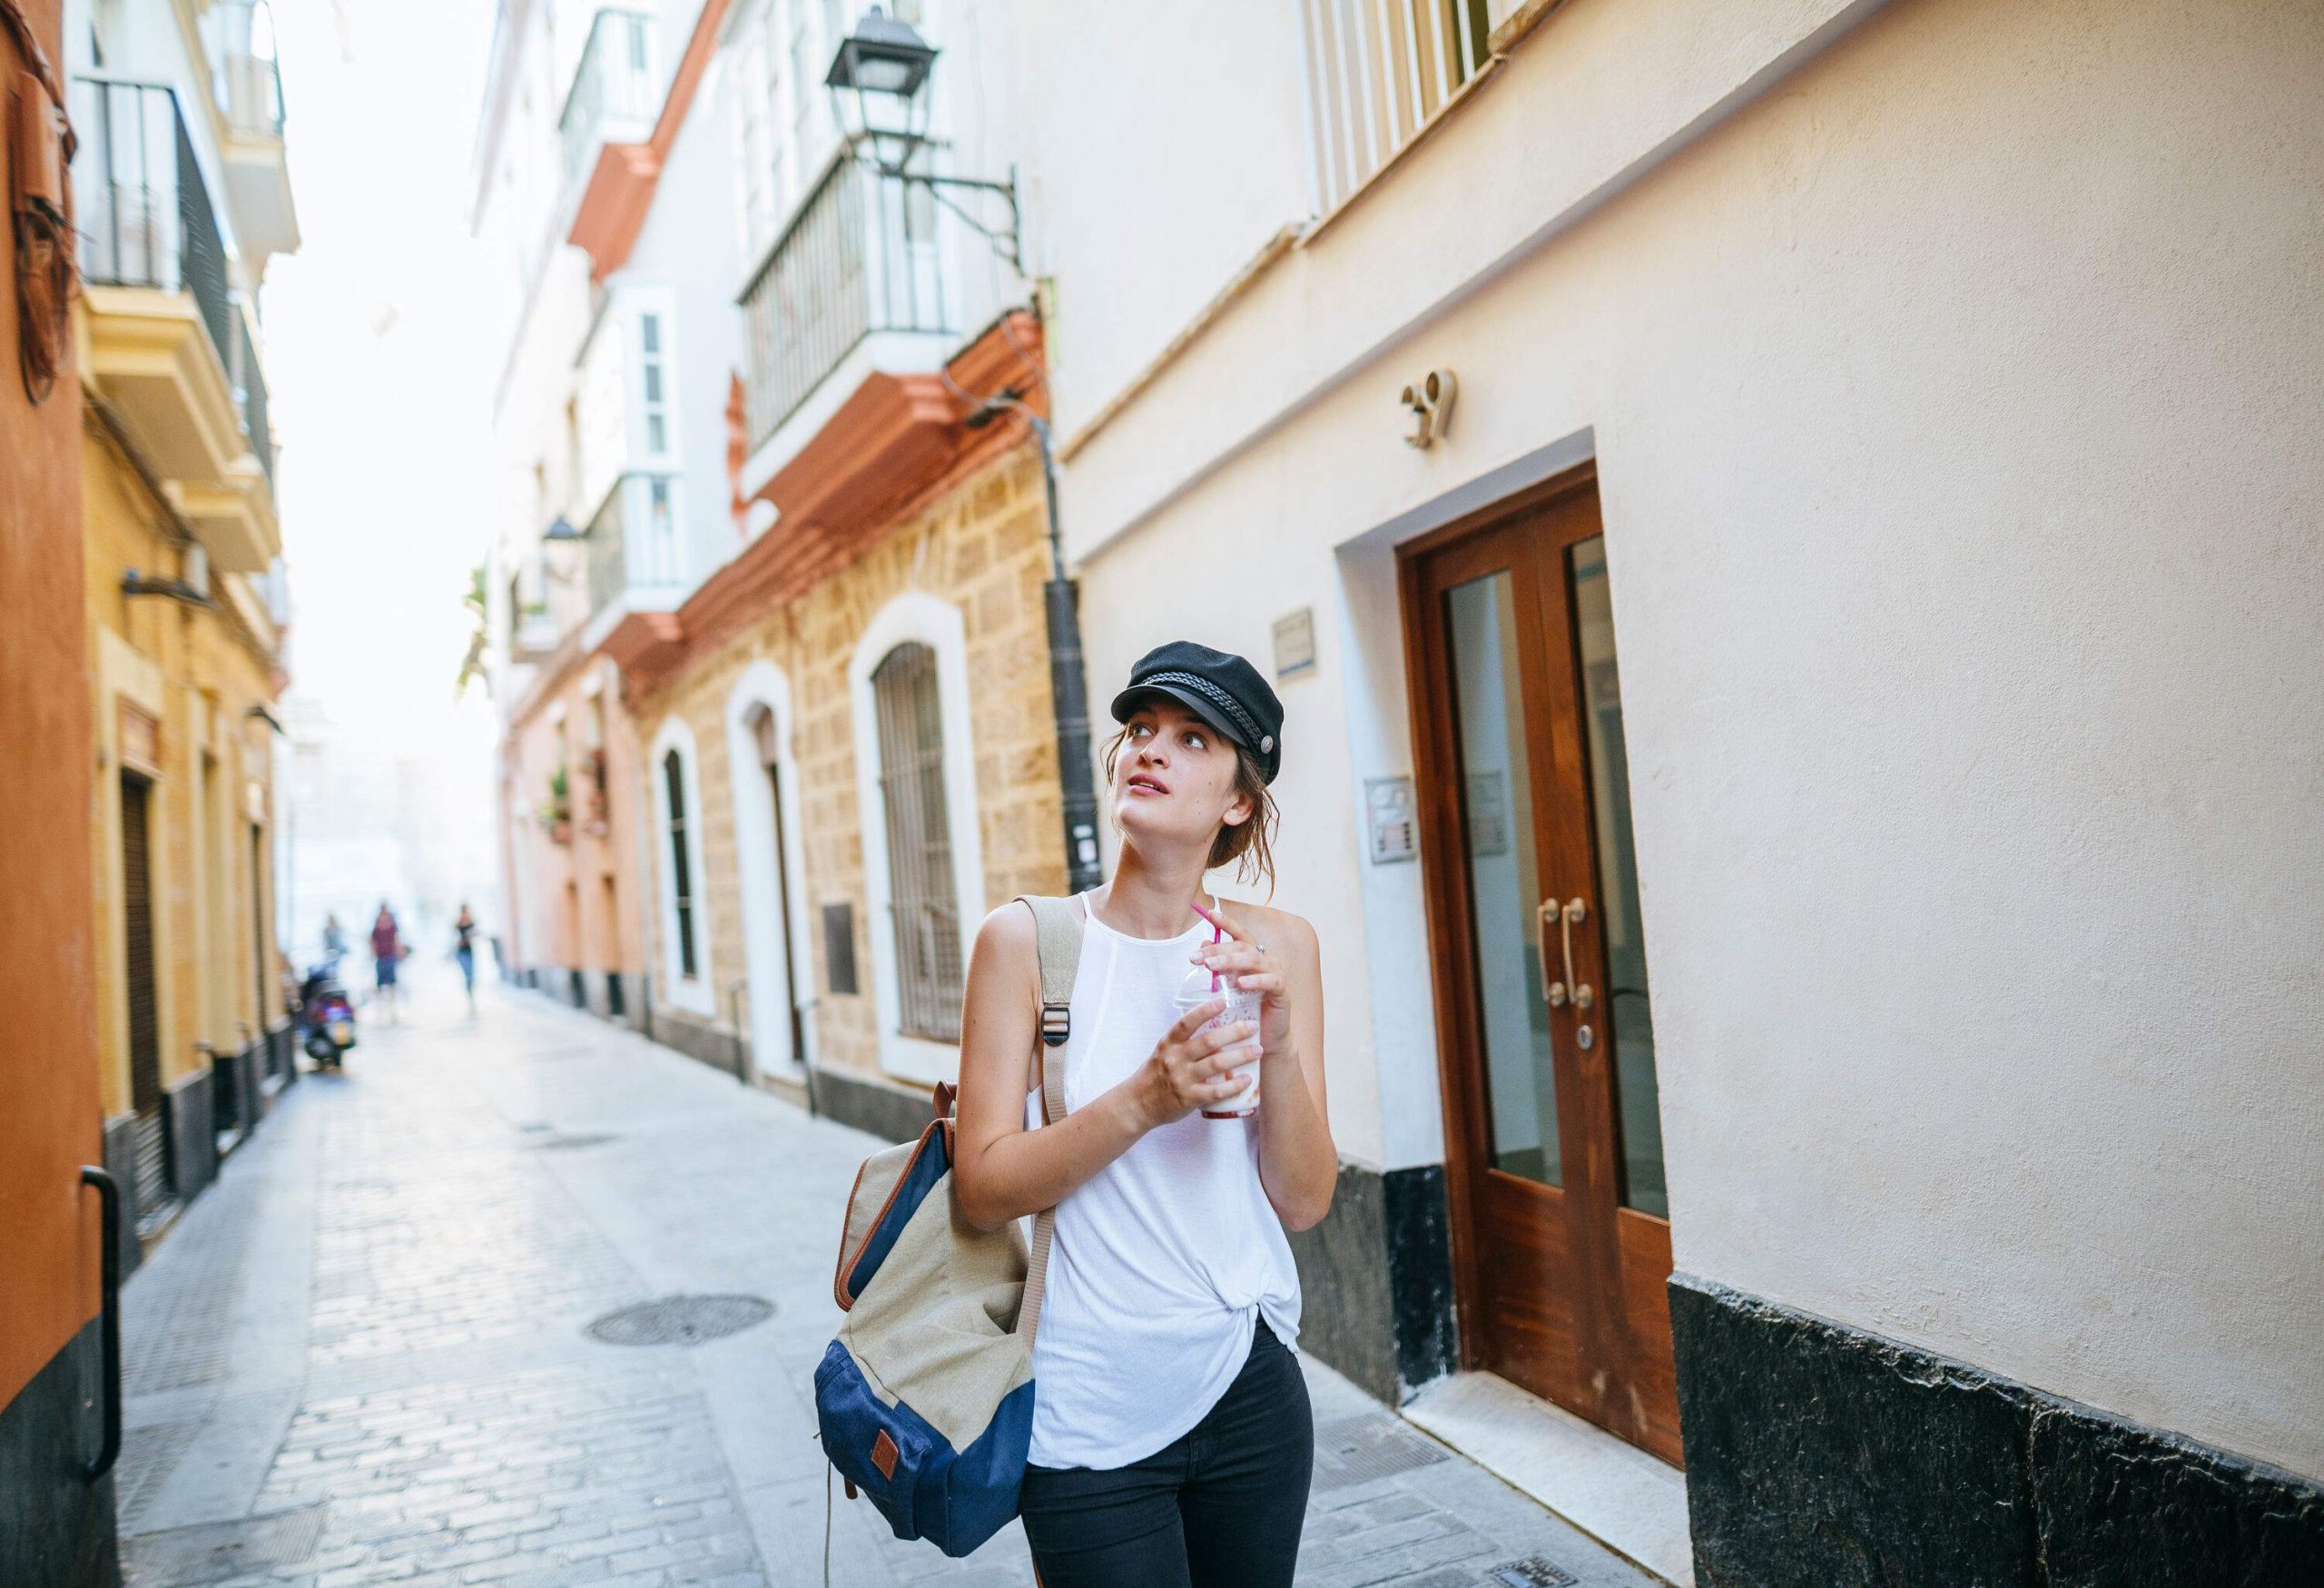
[[541, 766, 573, 843]]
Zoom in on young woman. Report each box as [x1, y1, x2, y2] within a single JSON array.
[[953, 640, 1337, 1588], [369, 903, 403, 1025], [452, 904, 479, 1009]]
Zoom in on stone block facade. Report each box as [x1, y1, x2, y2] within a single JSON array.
[[630, 437, 1067, 1097]]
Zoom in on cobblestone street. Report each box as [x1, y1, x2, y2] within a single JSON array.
[[113, 982, 1664, 1588]]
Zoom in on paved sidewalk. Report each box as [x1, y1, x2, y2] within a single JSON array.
[[113, 983, 1664, 1587]]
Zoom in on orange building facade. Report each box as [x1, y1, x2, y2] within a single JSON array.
[[498, 651, 652, 1022], [1, 4, 117, 1581]]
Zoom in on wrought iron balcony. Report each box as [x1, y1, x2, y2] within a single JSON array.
[[77, 82, 231, 354], [559, 8, 659, 192], [740, 156, 951, 449], [584, 471, 687, 618], [74, 77, 274, 488]]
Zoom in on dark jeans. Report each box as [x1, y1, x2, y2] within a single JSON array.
[[1019, 1322, 1314, 1588]]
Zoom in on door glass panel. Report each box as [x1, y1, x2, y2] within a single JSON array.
[[1570, 537, 1665, 1217], [1444, 571, 1561, 1187]]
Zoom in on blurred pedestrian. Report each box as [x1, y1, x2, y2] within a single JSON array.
[[321, 912, 348, 962], [452, 904, 479, 1011], [370, 903, 404, 1024]]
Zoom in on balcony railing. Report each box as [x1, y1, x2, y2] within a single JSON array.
[[212, 0, 286, 136], [74, 77, 274, 482], [585, 472, 686, 616], [233, 311, 273, 483], [740, 157, 950, 449], [559, 8, 658, 191], [77, 80, 231, 346]]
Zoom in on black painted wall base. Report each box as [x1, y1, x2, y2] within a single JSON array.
[[1284, 1163, 1457, 1403], [238, 1040, 265, 1128], [808, 1067, 938, 1146], [527, 969, 644, 1029], [97, 1115, 143, 1283], [648, 1008, 747, 1080], [1671, 1275, 2324, 1586], [163, 1069, 215, 1205], [0, 1318, 121, 1588]]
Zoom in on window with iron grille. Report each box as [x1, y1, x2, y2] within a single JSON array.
[[663, 748, 697, 978], [871, 643, 961, 1041]]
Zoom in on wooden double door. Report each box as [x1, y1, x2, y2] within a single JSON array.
[[1403, 468, 1681, 1465]]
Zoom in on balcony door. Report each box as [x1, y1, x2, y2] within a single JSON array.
[[1403, 466, 1680, 1465]]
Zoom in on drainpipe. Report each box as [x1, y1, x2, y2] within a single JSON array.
[[1032, 418, 1103, 893], [985, 409, 1101, 894]]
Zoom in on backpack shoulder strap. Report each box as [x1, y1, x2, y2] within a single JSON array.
[[1011, 893, 1082, 1346], [1018, 893, 1082, 1063]]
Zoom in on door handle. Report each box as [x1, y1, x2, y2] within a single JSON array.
[[79, 1165, 122, 1482], [1540, 897, 1593, 1011]]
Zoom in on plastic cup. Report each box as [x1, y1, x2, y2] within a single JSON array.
[[1174, 967, 1262, 1119]]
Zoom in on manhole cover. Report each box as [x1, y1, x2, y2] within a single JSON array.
[[531, 1131, 619, 1149], [586, 1295, 774, 1346], [122, 1502, 326, 1585], [1310, 1414, 1452, 1491]]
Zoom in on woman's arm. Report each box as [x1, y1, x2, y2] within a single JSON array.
[[1194, 907, 1335, 1231], [951, 902, 1258, 1231]]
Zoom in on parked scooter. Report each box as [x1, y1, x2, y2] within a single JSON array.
[[299, 959, 357, 1070]]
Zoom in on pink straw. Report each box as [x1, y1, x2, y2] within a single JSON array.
[[1190, 900, 1226, 993]]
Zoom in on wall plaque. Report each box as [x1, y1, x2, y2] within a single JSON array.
[[117, 701, 161, 777], [1273, 607, 1316, 680]]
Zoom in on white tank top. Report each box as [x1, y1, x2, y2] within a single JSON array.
[[1024, 906, 1303, 1470]]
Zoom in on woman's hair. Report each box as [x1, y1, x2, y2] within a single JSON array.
[[1102, 724, 1279, 897]]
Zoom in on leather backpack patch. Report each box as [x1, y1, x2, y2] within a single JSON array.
[[871, 1429, 900, 1480]]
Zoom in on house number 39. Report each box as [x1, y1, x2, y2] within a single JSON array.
[[1399, 369, 1458, 449]]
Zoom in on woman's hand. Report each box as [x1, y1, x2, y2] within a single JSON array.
[[1190, 911, 1294, 1057], [1135, 1001, 1262, 1128]]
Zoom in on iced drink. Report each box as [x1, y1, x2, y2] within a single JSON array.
[[1174, 967, 1263, 1119]]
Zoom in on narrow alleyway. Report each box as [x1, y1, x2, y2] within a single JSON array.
[[113, 982, 1663, 1588]]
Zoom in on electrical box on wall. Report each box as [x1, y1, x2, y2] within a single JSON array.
[[1365, 776, 1417, 864]]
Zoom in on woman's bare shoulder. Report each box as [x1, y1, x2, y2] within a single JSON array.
[[1218, 898, 1319, 959], [971, 899, 1040, 963]]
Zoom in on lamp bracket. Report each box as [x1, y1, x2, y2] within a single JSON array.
[[846, 150, 1023, 274]]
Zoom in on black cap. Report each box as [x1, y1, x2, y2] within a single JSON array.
[[1111, 641, 1285, 784]]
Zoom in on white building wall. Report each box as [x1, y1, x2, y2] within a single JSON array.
[[1039, 0, 2324, 1482], [626, 42, 745, 578]]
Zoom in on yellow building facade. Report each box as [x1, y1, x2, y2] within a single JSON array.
[[69, 9, 300, 1252], [81, 386, 290, 1247]]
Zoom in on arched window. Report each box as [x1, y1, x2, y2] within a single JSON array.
[[662, 747, 696, 979], [648, 717, 715, 1015], [848, 592, 984, 1081], [872, 642, 960, 1041]]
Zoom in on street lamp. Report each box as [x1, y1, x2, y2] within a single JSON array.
[[822, 5, 1019, 271], [822, 5, 937, 174]]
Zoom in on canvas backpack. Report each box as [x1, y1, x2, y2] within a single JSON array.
[[812, 893, 1080, 1557]]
